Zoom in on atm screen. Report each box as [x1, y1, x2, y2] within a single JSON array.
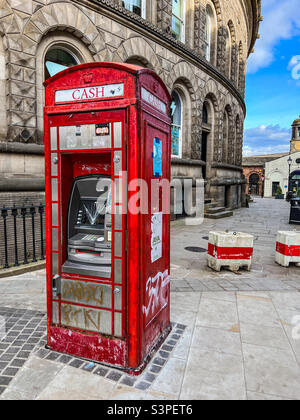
[[62, 176, 112, 278], [77, 198, 107, 227]]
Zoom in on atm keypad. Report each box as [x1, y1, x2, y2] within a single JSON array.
[[82, 234, 103, 242]]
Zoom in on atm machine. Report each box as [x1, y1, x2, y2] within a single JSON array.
[[44, 63, 171, 373], [63, 176, 112, 278]]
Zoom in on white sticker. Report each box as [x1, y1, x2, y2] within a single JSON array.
[[151, 212, 163, 263]]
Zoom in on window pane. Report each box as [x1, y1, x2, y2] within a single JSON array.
[[205, 11, 211, 61], [171, 91, 182, 126], [172, 0, 183, 19], [172, 15, 182, 40], [122, 0, 142, 16], [45, 48, 79, 79], [171, 126, 181, 157]]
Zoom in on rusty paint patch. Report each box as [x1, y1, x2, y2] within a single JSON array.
[[229, 323, 240, 333]]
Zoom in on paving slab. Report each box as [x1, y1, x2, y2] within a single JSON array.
[[0, 198, 300, 400]]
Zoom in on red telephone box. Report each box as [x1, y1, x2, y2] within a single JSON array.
[[44, 62, 171, 373]]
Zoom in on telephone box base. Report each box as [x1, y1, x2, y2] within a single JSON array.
[[48, 327, 126, 368], [48, 323, 172, 375]]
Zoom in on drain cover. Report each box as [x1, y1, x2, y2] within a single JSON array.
[[185, 246, 207, 253]]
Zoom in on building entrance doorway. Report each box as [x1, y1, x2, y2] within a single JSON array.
[[272, 182, 280, 197], [249, 173, 260, 195]]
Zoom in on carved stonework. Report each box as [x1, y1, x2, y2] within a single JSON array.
[[217, 25, 227, 74], [157, 0, 172, 33], [194, 0, 206, 57]]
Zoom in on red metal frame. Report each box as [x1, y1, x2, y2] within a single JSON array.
[[44, 63, 171, 373]]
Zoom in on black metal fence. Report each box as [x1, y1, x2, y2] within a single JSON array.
[[0, 204, 45, 269]]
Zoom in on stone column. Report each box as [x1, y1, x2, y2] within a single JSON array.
[[157, 0, 173, 34], [216, 26, 226, 74], [231, 44, 238, 86], [194, 0, 206, 57]]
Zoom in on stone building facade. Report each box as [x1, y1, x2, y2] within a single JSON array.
[[0, 0, 261, 214], [243, 117, 300, 198]]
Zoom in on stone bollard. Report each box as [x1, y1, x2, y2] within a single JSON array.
[[275, 231, 300, 267], [207, 231, 254, 272]]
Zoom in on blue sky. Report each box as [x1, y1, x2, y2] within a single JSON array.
[[244, 0, 300, 156]]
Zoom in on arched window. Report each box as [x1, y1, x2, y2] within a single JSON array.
[[221, 109, 229, 162], [203, 3, 217, 65], [36, 34, 94, 143], [172, 0, 185, 42], [225, 27, 232, 79], [202, 103, 209, 125], [171, 90, 183, 158], [122, 0, 146, 18], [45, 46, 80, 79], [204, 7, 212, 62]]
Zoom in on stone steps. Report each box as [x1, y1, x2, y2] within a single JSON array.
[[205, 206, 226, 214], [204, 210, 233, 219]]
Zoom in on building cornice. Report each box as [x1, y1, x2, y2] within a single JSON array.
[[248, 0, 262, 56], [75, 0, 248, 115]]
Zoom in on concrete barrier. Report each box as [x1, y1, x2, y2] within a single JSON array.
[[275, 231, 300, 267], [208, 231, 254, 272]]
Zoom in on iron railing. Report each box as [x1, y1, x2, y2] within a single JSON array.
[[0, 204, 45, 269]]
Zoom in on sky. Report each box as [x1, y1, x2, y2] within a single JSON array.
[[243, 0, 300, 156]]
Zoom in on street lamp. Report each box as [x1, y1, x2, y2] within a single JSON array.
[[287, 155, 293, 200]]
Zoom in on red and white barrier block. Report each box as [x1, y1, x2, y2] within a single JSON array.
[[207, 231, 254, 272], [275, 231, 300, 267]]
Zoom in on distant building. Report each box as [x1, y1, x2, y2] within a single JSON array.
[[242, 153, 288, 196], [242, 116, 300, 198]]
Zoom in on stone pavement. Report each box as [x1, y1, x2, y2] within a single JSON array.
[[0, 197, 300, 400]]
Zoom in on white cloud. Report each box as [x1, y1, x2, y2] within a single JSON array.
[[247, 0, 300, 74], [243, 124, 291, 156]]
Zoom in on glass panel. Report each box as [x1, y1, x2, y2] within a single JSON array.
[[114, 259, 123, 284], [52, 228, 59, 252], [114, 178, 122, 204], [114, 151, 122, 176], [61, 304, 112, 335], [114, 232, 123, 258], [172, 0, 183, 18], [171, 126, 181, 157], [114, 286, 122, 311], [59, 124, 112, 150], [52, 203, 59, 226], [122, 0, 142, 16], [61, 279, 113, 309], [45, 48, 79, 79], [171, 91, 182, 126], [52, 301, 59, 324], [50, 127, 57, 150], [113, 122, 122, 148], [51, 153, 58, 176], [114, 214, 123, 230], [59, 125, 92, 150], [172, 15, 182, 40], [114, 312, 122, 338], [51, 178, 58, 202], [204, 11, 211, 61], [52, 253, 59, 275]]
